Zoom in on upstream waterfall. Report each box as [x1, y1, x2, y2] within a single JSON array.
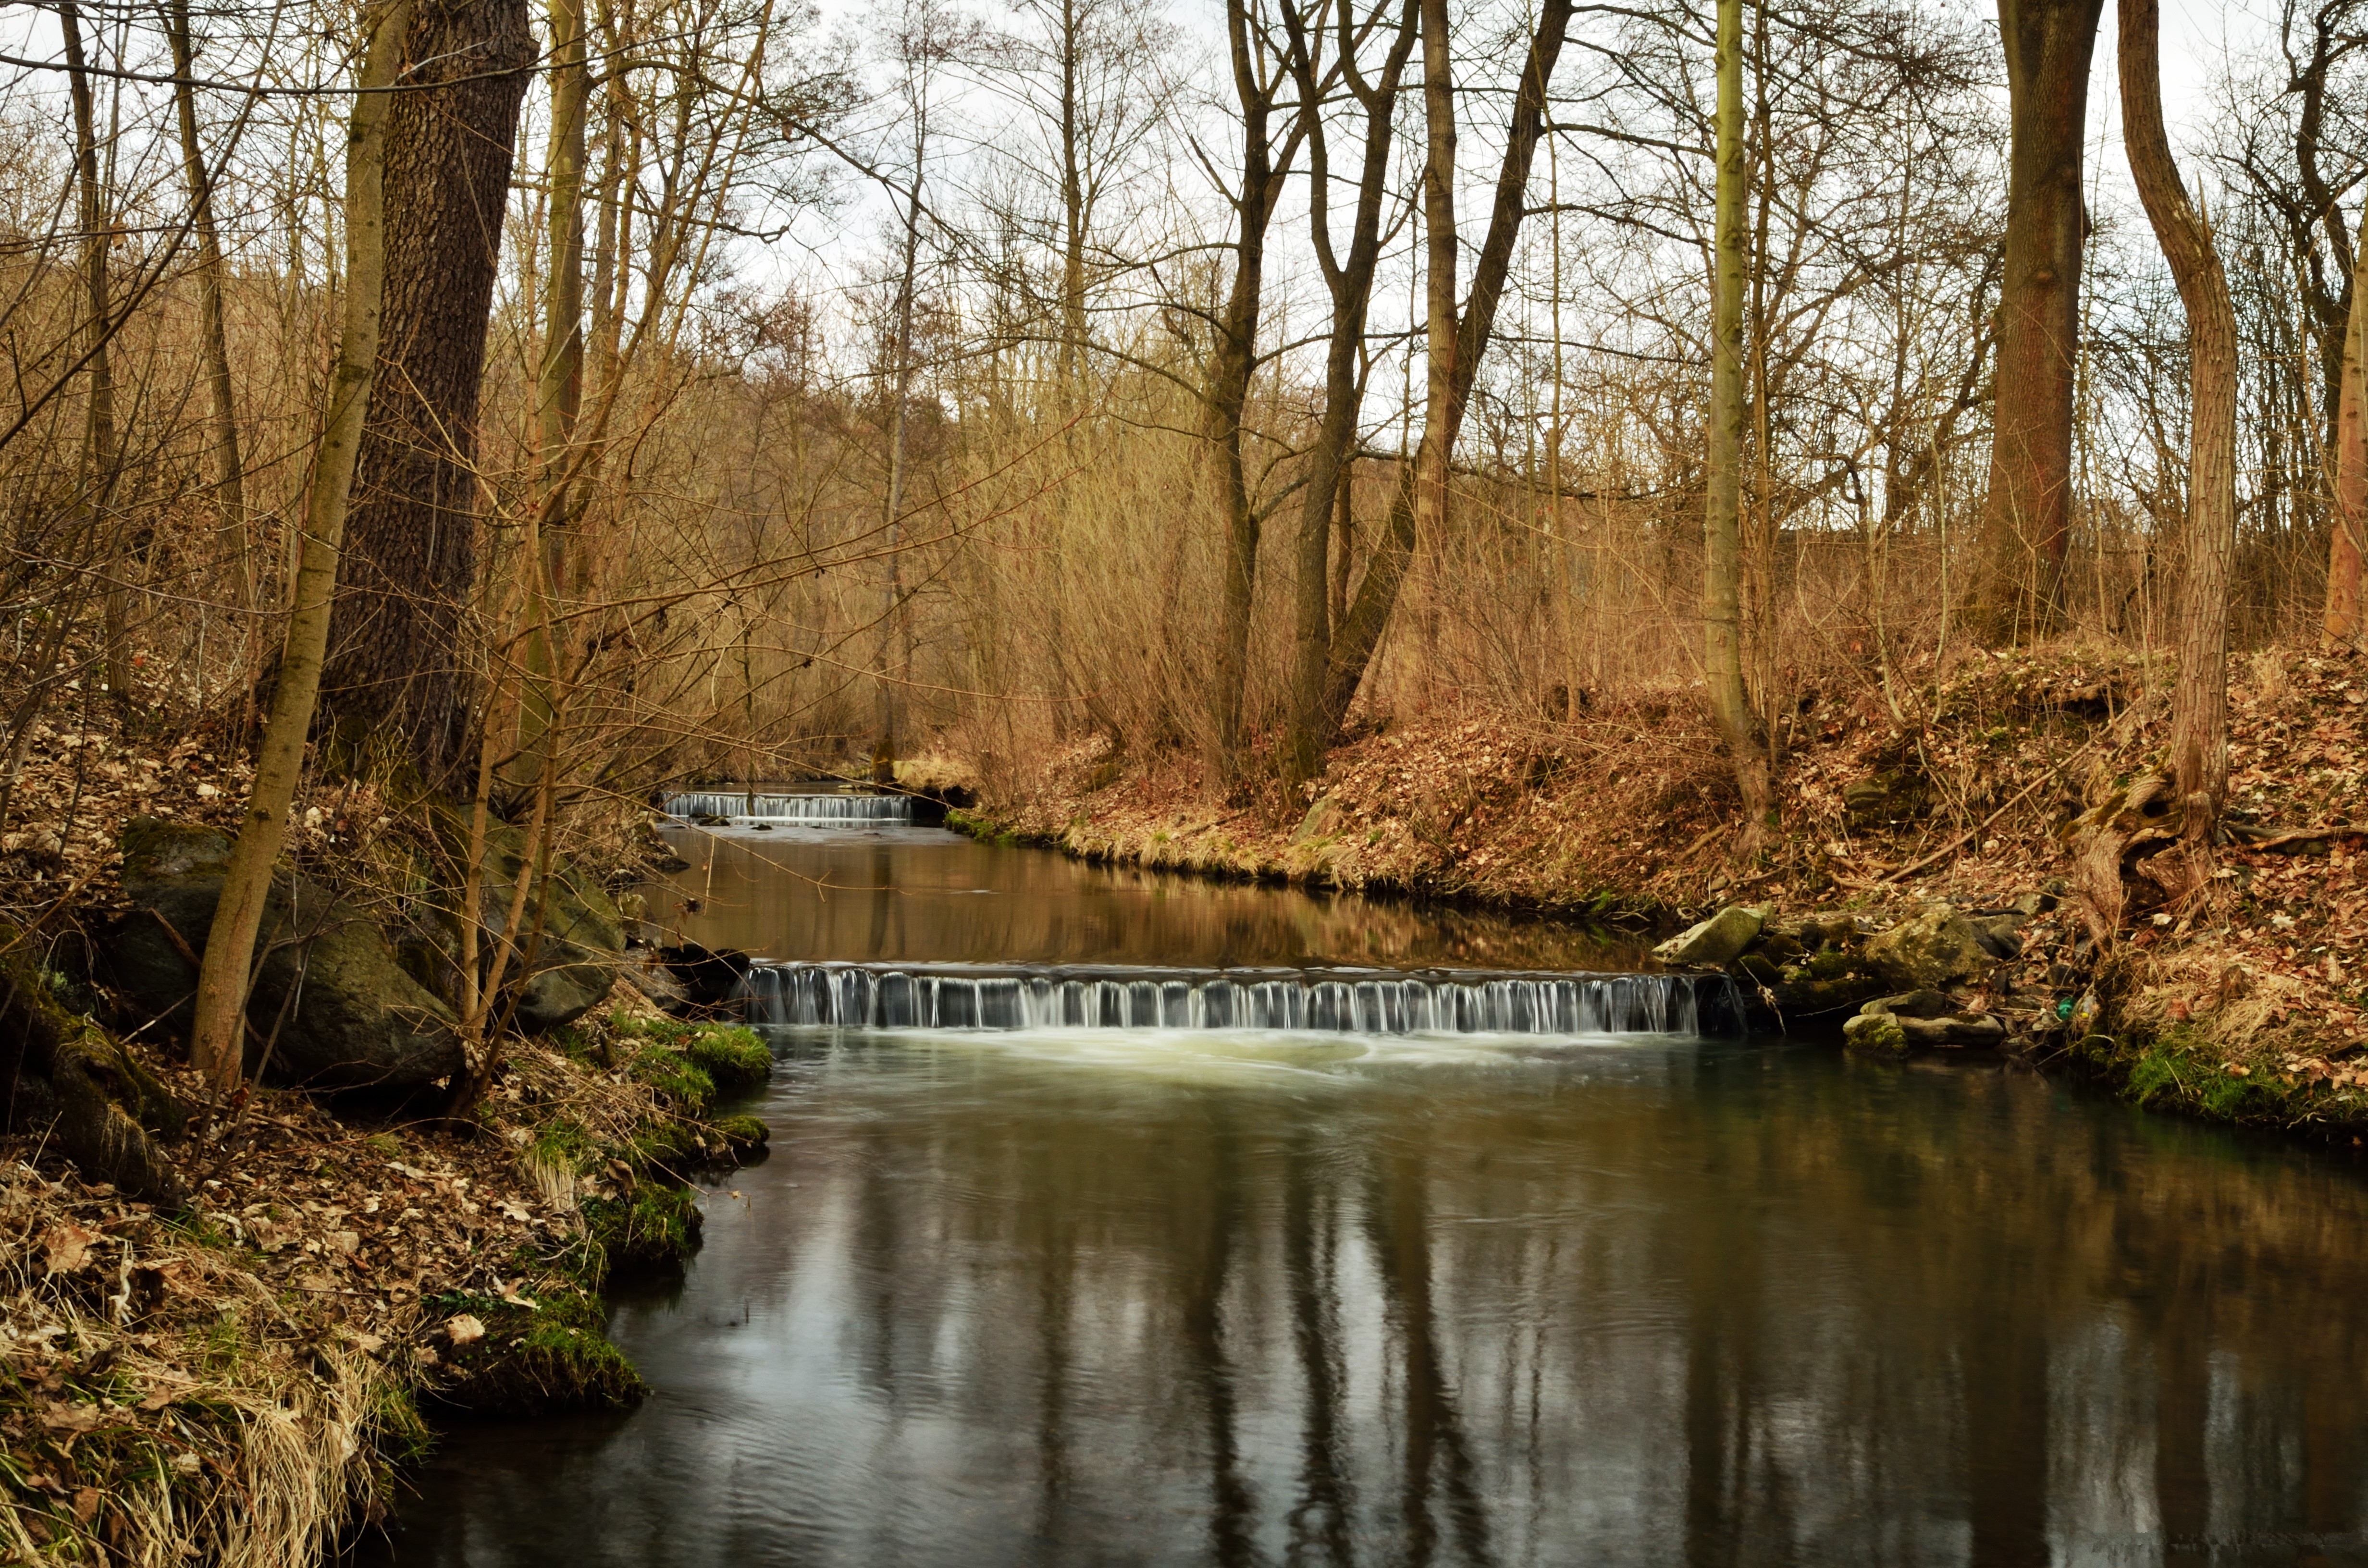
[[664, 791, 913, 823], [739, 961, 1741, 1036]]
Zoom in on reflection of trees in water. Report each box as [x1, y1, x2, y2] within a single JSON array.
[[650, 833, 1642, 969], [809, 1049, 2368, 1560]]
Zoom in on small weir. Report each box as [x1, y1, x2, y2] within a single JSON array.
[[739, 960, 1740, 1036], [663, 790, 913, 823]]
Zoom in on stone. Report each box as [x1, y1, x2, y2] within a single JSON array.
[[1896, 1014, 2008, 1049], [1843, 771, 1929, 830], [1861, 990, 1956, 1020], [1864, 906, 1996, 990], [1963, 913, 2025, 960], [1842, 1012, 1907, 1055], [1653, 905, 1766, 967], [111, 818, 465, 1090], [404, 818, 628, 1035]]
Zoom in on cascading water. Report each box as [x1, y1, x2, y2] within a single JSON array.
[[738, 961, 1742, 1037], [663, 791, 913, 823]]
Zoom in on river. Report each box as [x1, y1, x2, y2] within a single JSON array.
[[352, 807, 2368, 1567]]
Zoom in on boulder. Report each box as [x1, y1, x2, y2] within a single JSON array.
[[404, 818, 628, 1035], [1842, 1012, 1907, 1055], [1654, 905, 1766, 967], [112, 818, 465, 1090], [1843, 771, 1929, 830], [1861, 989, 1957, 1019], [3, 932, 186, 1206], [1864, 906, 1996, 990]]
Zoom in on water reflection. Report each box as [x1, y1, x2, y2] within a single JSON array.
[[639, 824, 1643, 972], [362, 1033, 2368, 1567]]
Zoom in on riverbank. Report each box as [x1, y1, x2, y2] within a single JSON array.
[[0, 712, 776, 1562], [952, 639, 2368, 1136]]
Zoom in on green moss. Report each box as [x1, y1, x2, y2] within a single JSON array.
[[583, 1183, 703, 1276], [2122, 1029, 2287, 1123], [528, 1116, 595, 1172], [628, 1043, 716, 1112], [424, 1284, 646, 1417], [684, 1025, 771, 1097], [715, 1114, 770, 1152]]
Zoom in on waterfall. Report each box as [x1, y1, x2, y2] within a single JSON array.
[[664, 791, 913, 823], [738, 962, 1741, 1037]]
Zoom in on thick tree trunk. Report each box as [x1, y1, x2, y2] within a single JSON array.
[[2120, 0, 2235, 846], [320, 0, 536, 784], [1705, 0, 1770, 844], [190, 0, 410, 1089], [1316, 0, 1573, 736], [2328, 198, 2368, 648], [1969, 0, 2103, 645]]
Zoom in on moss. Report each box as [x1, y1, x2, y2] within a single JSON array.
[[583, 1183, 703, 1276], [628, 1043, 717, 1112], [2121, 1029, 2289, 1123], [528, 1116, 595, 1172], [426, 1284, 646, 1417], [715, 1114, 770, 1153], [684, 1025, 771, 1097]]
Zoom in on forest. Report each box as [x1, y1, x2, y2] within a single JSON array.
[[3, 0, 2368, 1556]]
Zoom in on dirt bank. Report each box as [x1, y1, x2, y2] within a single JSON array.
[[957, 640, 2368, 1135]]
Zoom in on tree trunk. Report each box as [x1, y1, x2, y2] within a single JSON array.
[[2120, 0, 2235, 844], [189, 0, 410, 1089], [875, 148, 926, 785], [1281, 0, 1418, 787], [1316, 0, 1574, 736], [1969, 0, 2104, 644], [1704, 0, 1770, 843], [1205, 0, 1289, 781], [320, 0, 536, 784], [2327, 197, 2368, 648], [511, 0, 591, 792], [59, 5, 131, 720], [165, 0, 248, 636]]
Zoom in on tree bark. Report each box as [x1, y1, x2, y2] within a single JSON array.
[[1280, 0, 1418, 787], [512, 0, 591, 791], [165, 0, 248, 636], [190, 0, 410, 1089], [2328, 196, 2368, 648], [1315, 0, 1573, 736], [2120, 0, 2235, 841], [1969, 0, 2103, 644], [320, 0, 536, 784], [1205, 0, 1292, 780], [59, 5, 131, 720], [1705, 0, 1771, 842]]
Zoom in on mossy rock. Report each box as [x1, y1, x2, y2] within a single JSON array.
[[1, 931, 187, 1206], [112, 818, 464, 1090], [1842, 1012, 1908, 1056]]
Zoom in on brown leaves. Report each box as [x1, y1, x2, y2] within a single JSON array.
[[40, 1222, 99, 1276]]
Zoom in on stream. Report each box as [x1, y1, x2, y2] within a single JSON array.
[[352, 805, 2368, 1566]]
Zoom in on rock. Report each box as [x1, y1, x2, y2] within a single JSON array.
[[112, 818, 465, 1090], [1293, 796, 1341, 843], [3, 934, 187, 1207], [400, 818, 628, 1035], [1795, 914, 1861, 950], [1895, 1013, 2007, 1049], [715, 1114, 770, 1155], [1864, 906, 1997, 990], [656, 944, 752, 1011], [1843, 1012, 1907, 1055], [1963, 913, 2025, 960], [1843, 771, 1929, 830], [1654, 905, 1765, 967], [1861, 990, 1956, 1019]]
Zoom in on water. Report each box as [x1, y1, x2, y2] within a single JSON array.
[[663, 788, 914, 824], [740, 961, 1739, 1035], [356, 822, 2368, 1567]]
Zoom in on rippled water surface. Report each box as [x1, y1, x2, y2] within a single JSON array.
[[354, 826, 2368, 1567]]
